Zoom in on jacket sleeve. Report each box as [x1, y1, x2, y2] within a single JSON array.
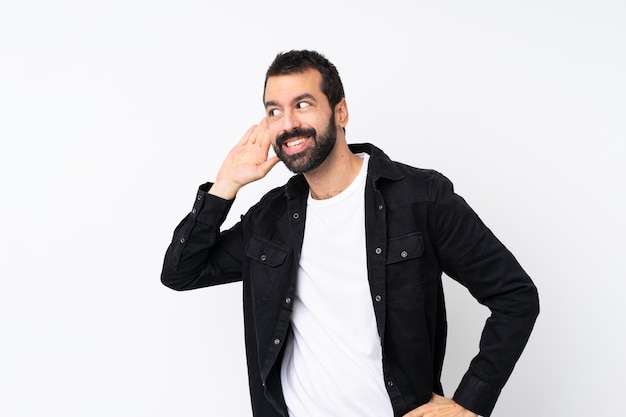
[[161, 182, 246, 291], [431, 174, 539, 416]]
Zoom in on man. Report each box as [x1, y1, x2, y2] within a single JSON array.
[[161, 50, 539, 417]]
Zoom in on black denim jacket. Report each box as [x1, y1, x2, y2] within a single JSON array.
[[161, 143, 539, 417]]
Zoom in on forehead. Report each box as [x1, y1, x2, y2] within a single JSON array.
[[264, 68, 325, 105]]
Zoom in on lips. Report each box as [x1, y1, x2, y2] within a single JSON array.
[[276, 128, 317, 156], [282, 136, 311, 155], [277, 128, 316, 147], [286, 137, 306, 147]]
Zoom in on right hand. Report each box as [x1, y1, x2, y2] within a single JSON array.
[[209, 118, 280, 200]]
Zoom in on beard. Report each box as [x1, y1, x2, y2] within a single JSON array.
[[272, 114, 337, 174]]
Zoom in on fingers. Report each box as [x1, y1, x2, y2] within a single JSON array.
[[258, 118, 272, 148], [402, 406, 423, 417], [402, 395, 476, 417], [250, 117, 270, 146], [237, 124, 257, 146], [402, 394, 447, 417], [240, 117, 270, 147]]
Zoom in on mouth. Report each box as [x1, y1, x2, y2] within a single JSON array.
[[282, 136, 311, 155], [275, 126, 316, 156], [285, 137, 307, 148]]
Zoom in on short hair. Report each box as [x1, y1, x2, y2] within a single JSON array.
[[264, 50, 345, 109]]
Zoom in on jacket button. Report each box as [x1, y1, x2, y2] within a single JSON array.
[[400, 250, 408, 258], [375, 247, 382, 255], [179, 237, 186, 244], [292, 212, 300, 219], [274, 338, 281, 345], [285, 297, 292, 304], [378, 204, 384, 210], [260, 254, 267, 261], [375, 295, 382, 302], [387, 380, 394, 387]]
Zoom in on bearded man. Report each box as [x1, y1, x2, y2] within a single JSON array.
[[161, 50, 539, 417]]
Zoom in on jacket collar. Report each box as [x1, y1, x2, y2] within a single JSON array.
[[285, 143, 403, 198]]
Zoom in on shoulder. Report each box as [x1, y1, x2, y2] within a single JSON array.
[[352, 142, 450, 184], [243, 174, 306, 221], [362, 144, 453, 202], [386, 163, 454, 208]]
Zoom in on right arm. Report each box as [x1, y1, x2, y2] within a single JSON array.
[[161, 119, 279, 290]]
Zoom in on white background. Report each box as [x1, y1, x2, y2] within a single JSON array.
[[1, 1, 624, 416]]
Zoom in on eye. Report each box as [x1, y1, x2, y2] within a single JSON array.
[[296, 101, 311, 110], [268, 108, 282, 118]]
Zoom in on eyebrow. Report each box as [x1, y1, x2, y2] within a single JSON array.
[[265, 93, 317, 109]]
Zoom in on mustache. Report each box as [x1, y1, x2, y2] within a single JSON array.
[[276, 127, 317, 147]]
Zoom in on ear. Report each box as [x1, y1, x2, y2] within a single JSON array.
[[334, 98, 349, 128]]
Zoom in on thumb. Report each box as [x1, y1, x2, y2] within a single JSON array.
[[261, 155, 281, 173]]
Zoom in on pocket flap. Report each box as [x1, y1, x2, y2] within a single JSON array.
[[386, 232, 424, 264], [245, 235, 289, 267]]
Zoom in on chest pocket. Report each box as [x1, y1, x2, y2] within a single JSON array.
[[246, 235, 289, 304], [386, 232, 426, 308], [387, 232, 425, 264]]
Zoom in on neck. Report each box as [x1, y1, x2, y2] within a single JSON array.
[[304, 140, 363, 200]]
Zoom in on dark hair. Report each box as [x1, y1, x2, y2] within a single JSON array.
[[264, 50, 345, 109]]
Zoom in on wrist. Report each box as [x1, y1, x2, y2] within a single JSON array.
[[208, 180, 240, 200]]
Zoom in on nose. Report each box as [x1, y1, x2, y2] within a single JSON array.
[[280, 108, 301, 133]]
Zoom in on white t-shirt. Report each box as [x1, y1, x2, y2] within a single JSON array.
[[280, 154, 393, 417]]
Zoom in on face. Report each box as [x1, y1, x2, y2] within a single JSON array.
[[264, 69, 339, 174]]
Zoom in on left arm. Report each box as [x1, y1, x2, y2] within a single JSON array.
[[431, 174, 539, 415]]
